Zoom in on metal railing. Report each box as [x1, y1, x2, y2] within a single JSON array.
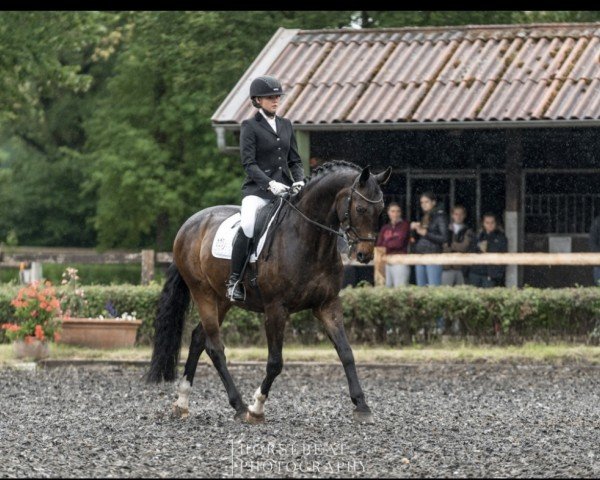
[[525, 193, 600, 234]]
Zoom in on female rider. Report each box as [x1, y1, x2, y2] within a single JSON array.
[[226, 75, 306, 301]]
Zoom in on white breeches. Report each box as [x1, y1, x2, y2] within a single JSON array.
[[240, 195, 270, 238]]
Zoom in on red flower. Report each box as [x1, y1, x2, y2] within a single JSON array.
[[35, 325, 45, 341]]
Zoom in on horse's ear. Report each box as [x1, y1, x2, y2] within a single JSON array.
[[359, 165, 371, 186], [374, 166, 392, 186]]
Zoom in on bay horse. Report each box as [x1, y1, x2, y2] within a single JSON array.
[[146, 160, 392, 423]]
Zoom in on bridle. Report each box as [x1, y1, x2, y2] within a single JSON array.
[[340, 174, 384, 249], [281, 172, 384, 253]]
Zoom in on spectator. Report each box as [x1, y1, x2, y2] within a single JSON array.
[[590, 214, 600, 286], [309, 157, 323, 173], [410, 192, 448, 286], [468, 212, 508, 287], [376, 202, 411, 287], [442, 205, 474, 286]]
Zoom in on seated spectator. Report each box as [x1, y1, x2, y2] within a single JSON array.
[[590, 214, 600, 286], [468, 212, 508, 287], [376, 202, 411, 287], [442, 205, 474, 286]]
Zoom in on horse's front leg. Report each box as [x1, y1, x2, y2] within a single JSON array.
[[313, 299, 373, 422], [246, 302, 288, 423]]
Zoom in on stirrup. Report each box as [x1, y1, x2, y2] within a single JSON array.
[[227, 278, 246, 302]]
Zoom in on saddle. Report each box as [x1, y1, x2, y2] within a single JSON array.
[[211, 197, 284, 263]]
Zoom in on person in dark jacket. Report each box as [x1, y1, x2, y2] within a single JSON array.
[[226, 75, 306, 301], [590, 215, 600, 286], [376, 202, 411, 287], [410, 192, 448, 286], [468, 212, 508, 287], [442, 205, 474, 286]]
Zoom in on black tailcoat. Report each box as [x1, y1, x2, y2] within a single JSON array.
[[239, 111, 306, 200]]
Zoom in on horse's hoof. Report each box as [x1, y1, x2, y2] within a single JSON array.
[[233, 408, 249, 423], [244, 410, 265, 424], [172, 402, 189, 419], [352, 408, 374, 423]]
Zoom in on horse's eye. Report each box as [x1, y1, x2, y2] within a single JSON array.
[[356, 205, 367, 214]]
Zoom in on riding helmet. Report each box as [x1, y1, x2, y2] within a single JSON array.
[[250, 75, 284, 108]]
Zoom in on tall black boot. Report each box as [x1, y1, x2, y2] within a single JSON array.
[[226, 229, 251, 301]]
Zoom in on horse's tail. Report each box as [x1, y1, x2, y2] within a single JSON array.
[[145, 263, 190, 383]]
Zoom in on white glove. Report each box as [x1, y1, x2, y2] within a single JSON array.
[[291, 180, 305, 195], [268, 180, 290, 196]]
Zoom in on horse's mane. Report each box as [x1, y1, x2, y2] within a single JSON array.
[[292, 160, 362, 203]]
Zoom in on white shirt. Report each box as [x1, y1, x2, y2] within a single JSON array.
[[452, 223, 464, 235], [259, 109, 277, 133]]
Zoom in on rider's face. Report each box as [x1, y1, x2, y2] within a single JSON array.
[[257, 95, 281, 114]]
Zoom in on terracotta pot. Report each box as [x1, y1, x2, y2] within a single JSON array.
[[14, 337, 50, 360], [58, 317, 142, 349]]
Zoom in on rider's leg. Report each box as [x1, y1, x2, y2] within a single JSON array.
[[227, 195, 269, 301]]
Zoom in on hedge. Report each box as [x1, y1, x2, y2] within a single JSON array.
[[1, 283, 599, 346]]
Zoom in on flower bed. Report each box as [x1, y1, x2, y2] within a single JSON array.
[[1, 283, 600, 346]]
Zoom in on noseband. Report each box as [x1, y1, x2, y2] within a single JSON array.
[[282, 172, 383, 253]]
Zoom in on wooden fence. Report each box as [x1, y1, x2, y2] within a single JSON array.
[[0, 247, 173, 285], [2, 246, 600, 286], [373, 247, 600, 286]]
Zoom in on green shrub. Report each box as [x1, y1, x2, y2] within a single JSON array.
[[1, 283, 599, 345]]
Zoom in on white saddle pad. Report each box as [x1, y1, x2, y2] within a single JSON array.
[[211, 204, 282, 262]]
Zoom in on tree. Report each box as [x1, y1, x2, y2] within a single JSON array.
[[83, 11, 354, 249]]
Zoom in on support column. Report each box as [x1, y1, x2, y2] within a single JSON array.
[[295, 130, 311, 176], [505, 130, 523, 287]]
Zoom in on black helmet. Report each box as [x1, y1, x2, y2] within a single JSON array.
[[249, 75, 285, 99]]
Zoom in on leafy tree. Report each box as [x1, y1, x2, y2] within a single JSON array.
[[83, 11, 353, 249]]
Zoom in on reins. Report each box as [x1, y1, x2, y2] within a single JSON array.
[[280, 172, 384, 251]]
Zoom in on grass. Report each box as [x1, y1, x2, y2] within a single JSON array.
[[1, 341, 599, 367]]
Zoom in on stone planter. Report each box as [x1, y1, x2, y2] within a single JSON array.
[[14, 337, 50, 360], [59, 318, 142, 349]]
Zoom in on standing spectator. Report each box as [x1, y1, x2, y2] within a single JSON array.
[[442, 205, 474, 286], [590, 214, 600, 286], [410, 192, 448, 286], [376, 202, 411, 287], [468, 212, 508, 287]]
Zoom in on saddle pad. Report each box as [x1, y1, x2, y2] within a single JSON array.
[[211, 202, 282, 262]]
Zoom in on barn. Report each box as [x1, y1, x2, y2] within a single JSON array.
[[211, 23, 600, 287]]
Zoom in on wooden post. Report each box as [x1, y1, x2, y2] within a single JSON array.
[[374, 247, 386, 286], [141, 249, 155, 285]]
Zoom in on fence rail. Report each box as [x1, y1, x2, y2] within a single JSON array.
[[3, 247, 600, 286], [373, 247, 600, 286]]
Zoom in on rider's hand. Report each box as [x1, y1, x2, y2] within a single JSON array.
[[268, 180, 290, 196], [290, 180, 305, 195]]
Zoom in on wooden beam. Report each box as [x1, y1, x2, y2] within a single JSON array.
[[382, 252, 600, 265]]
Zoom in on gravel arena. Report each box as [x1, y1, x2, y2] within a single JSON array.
[[1, 362, 599, 478]]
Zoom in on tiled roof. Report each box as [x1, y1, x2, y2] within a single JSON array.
[[211, 23, 600, 127]]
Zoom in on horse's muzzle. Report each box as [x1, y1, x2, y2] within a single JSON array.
[[356, 250, 373, 264]]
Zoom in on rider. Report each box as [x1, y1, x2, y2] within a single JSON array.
[[226, 75, 306, 301]]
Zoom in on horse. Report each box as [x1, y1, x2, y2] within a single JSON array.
[[145, 160, 392, 423]]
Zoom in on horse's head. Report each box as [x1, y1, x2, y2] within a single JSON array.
[[336, 165, 392, 264]]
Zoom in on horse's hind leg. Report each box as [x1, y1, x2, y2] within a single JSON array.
[[246, 303, 288, 423], [313, 298, 373, 422], [173, 324, 206, 419], [189, 287, 249, 421]]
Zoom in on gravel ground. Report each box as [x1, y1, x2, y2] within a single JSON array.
[[1, 362, 599, 478]]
